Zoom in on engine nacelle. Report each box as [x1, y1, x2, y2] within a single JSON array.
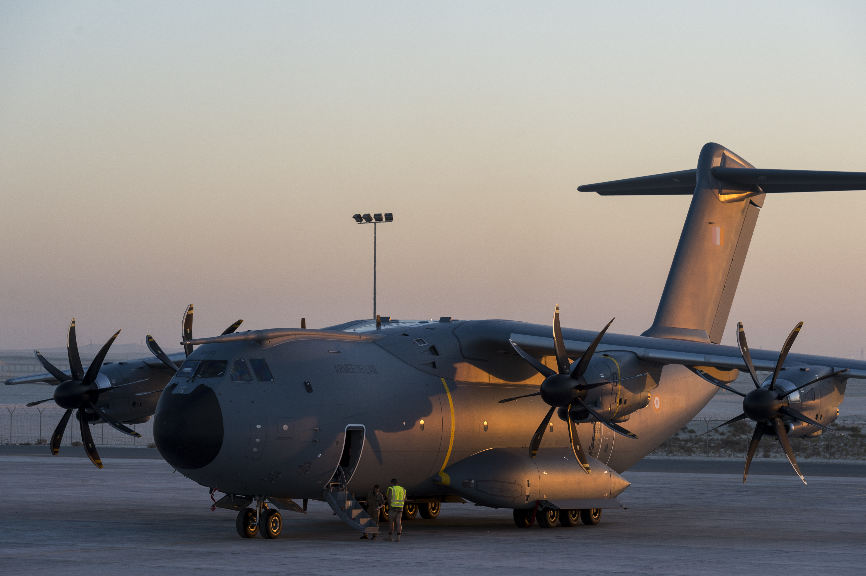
[[772, 366, 845, 438], [565, 351, 655, 424], [438, 447, 629, 509]]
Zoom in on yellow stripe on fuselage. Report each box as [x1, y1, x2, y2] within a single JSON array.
[[437, 378, 456, 485]]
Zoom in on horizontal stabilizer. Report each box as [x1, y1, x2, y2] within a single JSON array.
[[577, 169, 696, 195], [710, 168, 866, 193], [579, 168, 866, 195]]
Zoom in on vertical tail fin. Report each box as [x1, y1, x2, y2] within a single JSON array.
[[580, 143, 763, 344], [579, 142, 866, 344], [646, 143, 762, 343]]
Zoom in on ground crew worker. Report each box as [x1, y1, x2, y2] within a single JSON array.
[[361, 484, 384, 540], [386, 477, 406, 542]]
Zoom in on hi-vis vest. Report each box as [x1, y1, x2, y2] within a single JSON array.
[[387, 485, 406, 508]]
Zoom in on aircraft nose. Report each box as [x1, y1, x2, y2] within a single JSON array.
[[154, 382, 224, 470]]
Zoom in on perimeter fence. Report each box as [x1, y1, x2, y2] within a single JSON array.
[[0, 404, 155, 448], [1, 403, 864, 459]]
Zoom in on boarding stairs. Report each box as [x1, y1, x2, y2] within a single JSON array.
[[324, 467, 379, 536]]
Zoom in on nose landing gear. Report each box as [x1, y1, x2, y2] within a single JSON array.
[[235, 501, 283, 539]]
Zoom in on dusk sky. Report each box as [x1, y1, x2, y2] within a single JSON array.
[[2, 1, 866, 359]]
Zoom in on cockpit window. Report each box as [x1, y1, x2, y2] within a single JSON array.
[[230, 359, 253, 382], [248, 358, 273, 382], [195, 360, 227, 379], [177, 360, 200, 379]]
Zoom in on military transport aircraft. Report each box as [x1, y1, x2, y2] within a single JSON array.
[[8, 142, 866, 539]]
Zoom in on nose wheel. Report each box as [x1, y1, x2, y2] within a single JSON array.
[[235, 505, 283, 539], [236, 508, 258, 538]]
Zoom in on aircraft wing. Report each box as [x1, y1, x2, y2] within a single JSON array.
[[4, 372, 58, 385], [508, 332, 866, 379]]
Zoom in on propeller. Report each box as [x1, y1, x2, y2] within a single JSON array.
[[502, 306, 635, 471], [146, 304, 243, 371], [708, 321, 846, 485], [27, 319, 140, 468]]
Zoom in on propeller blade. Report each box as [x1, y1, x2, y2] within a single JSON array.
[[574, 397, 638, 439], [78, 411, 103, 469], [567, 407, 591, 473], [691, 366, 746, 397], [552, 306, 570, 374], [50, 409, 73, 455], [786, 368, 848, 396], [509, 339, 555, 378], [578, 379, 615, 391], [183, 304, 194, 357], [529, 406, 556, 457], [770, 322, 803, 391], [146, 335, 178, 371], [571, 318, 615, 380], [778, 406, 833, 434], [89, 403, 141, 437], [82, 330, 121, 386], [736, 322, 761, 389], [67, 319, 85, 381], [707, 412, 748, 434], [498, 391, 542, 404], [221, 319, 243, 335], [26, 397, 55, 408], [34, 350, 69, 383], [773, 417, 805, 484], [743, 425, 764, 483]]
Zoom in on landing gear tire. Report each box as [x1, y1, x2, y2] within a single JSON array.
[[402, 503, 418, 520], [537, 508, 559, 528], [261, 508, 282, 539], [513, 509, 534, 529], [419, 500, 441, 520], [580, 508, 602, 526], [236, 508, 259, 538], [560, 509, 581, 527]]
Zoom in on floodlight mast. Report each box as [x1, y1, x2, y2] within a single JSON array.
[[351, 212, 394, 327]]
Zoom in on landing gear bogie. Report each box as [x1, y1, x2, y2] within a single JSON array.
[[513, 507, 601, 528]]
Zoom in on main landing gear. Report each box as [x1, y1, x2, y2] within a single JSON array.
[[513, 507, 602, 528], [380, 500, 441, 522], [236, 504, 283, 539]]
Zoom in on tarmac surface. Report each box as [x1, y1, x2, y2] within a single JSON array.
[[1, 447, 865, 575]]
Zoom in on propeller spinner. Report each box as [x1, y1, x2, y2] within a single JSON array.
[[502, 306, 636, 472]]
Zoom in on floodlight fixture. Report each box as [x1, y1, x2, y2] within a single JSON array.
[[351, 210, 395, 326]]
